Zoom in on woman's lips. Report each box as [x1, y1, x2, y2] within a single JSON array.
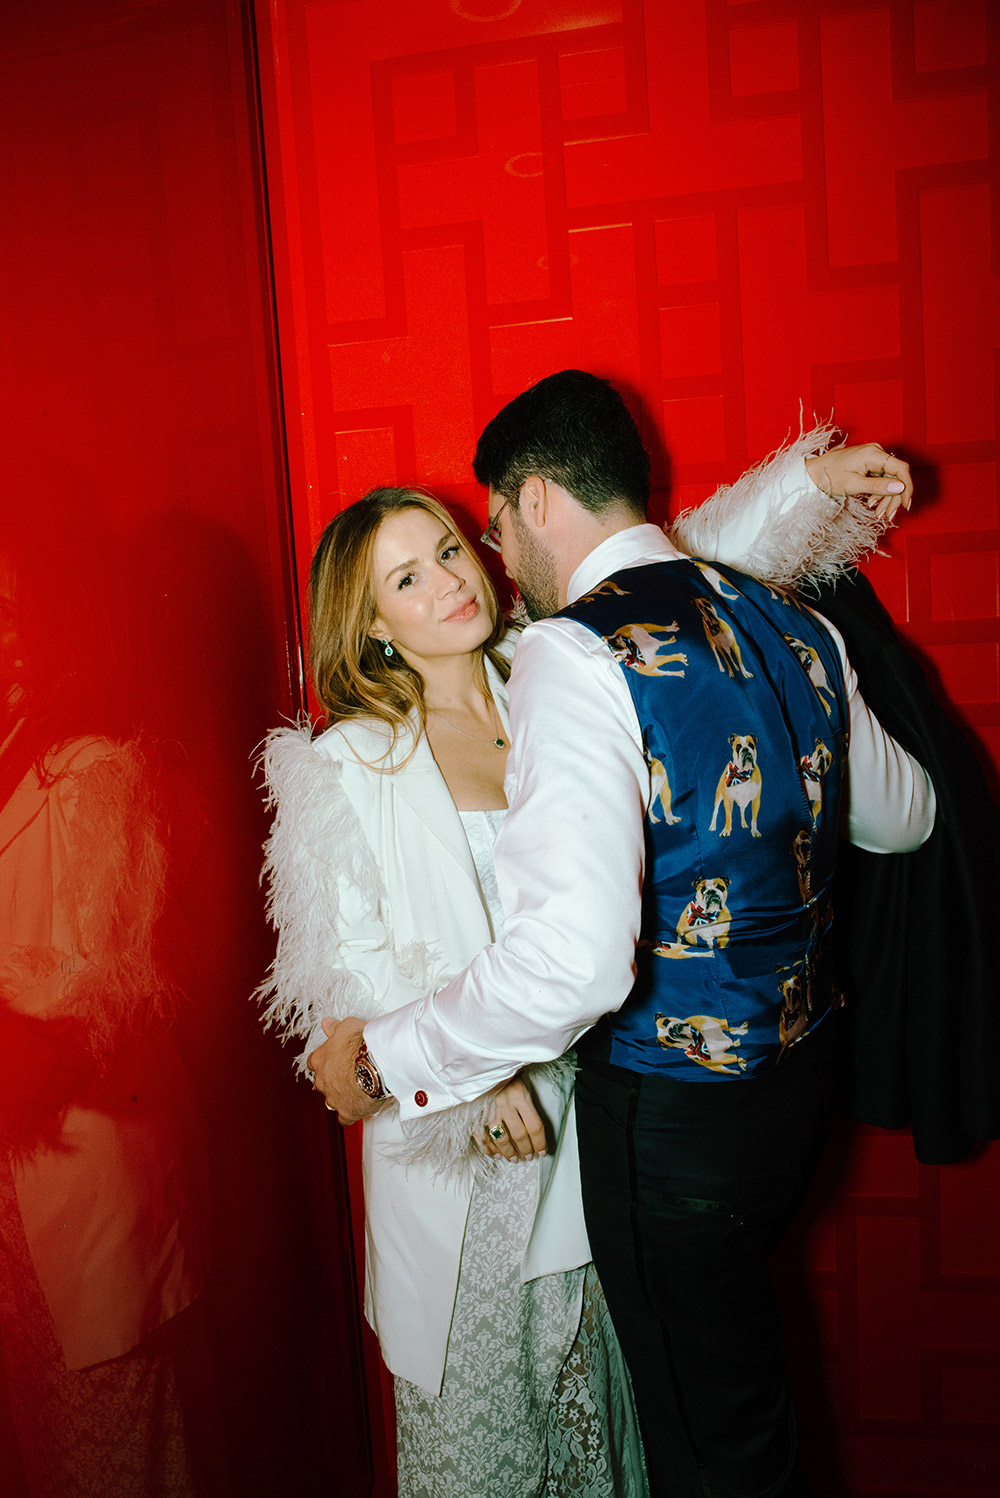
[[445, 598, 479, 623]]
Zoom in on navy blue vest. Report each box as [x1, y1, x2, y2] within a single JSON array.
[[564, 558, 848, 1080]]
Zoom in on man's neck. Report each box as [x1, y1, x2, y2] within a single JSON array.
[[558, 513, 648, 608]]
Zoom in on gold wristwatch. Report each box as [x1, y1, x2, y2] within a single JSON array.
[[354, 1039, 391, 1101]]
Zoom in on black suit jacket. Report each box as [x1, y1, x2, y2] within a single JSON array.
[[813, 571, 1000, 1163]]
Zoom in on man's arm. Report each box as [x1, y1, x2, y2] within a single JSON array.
[[309, 624, 937, 1128], [810, 613, 936, 853], [309, 621, 648, 1122]]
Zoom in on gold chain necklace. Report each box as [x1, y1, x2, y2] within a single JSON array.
[[428, 700, 507, 750]]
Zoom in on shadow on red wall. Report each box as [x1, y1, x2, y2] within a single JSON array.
[[0, 3, 371, 1494]]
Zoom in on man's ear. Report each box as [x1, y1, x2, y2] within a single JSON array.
[[518, 475, 547, 530]]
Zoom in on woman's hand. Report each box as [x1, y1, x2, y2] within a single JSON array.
[[480, 1075, 548, 1163], [805, 444, 913, 521]]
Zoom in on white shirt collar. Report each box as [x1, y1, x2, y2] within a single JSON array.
[[566, 523, 686, 606]]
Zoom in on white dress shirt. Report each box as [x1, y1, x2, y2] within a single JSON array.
[[365, 523, 936, 1120]]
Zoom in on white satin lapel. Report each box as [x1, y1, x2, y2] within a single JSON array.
[[392, 671, 510, 882], [392, 723, 480, 881]]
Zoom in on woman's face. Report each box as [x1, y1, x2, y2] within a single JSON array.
[[368, 508, 493, 668]]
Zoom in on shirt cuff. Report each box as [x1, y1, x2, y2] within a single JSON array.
[[363, 1005, 469, 1120]]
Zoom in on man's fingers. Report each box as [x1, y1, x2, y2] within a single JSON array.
[[305, 1017, 379, 1129]]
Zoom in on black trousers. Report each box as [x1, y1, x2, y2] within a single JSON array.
[[575, 1024, 836, 1498]]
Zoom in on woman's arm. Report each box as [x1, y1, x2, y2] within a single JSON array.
[[257, 725, 431, 1070], [669, 426, 911, 589]]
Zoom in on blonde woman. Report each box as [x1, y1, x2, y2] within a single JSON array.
[[259, 488, 647, 1498]]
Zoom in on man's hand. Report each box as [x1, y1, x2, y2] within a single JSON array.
[[307, 1016, 385, 1126], [805, 443, 912, 521], [480, 1075, 549, 1163]]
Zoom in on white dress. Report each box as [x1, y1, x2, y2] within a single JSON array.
[[393, 810, 648, 1498]]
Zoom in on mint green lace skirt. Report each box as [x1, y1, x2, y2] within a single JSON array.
[[394, 1158, 648, 1498]]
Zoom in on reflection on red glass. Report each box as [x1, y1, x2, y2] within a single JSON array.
[[0, 505, 225, 1494]]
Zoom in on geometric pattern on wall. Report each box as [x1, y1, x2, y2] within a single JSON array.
[[254, 3, 999, 1493], [257, 0, 998, 776]]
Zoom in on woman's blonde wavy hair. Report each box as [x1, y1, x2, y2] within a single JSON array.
[[309, 488, 510, 757]]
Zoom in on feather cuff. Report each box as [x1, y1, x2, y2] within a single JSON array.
[[669, 420, 889, 592], [384, 1053, 579, 1183]]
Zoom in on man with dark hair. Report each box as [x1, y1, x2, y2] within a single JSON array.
[[312, 369, 934, 1497], [472, 366, 651, 520]]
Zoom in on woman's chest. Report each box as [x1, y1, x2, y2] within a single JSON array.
[[423, 727, 508, 811]]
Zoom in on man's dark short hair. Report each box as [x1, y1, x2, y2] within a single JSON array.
[[472, 369, 649, 519]]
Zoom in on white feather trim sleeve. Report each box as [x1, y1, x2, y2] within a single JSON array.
[[668, 421, 888, 591], [256, 725, 427, 1072]]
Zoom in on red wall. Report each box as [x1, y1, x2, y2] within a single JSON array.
[[1, 3, 370, 1494], [254, 2, 1000, 1495]]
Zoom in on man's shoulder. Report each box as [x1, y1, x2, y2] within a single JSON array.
[[558, 558, 695, 626]]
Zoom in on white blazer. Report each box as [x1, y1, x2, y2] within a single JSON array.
[[260, 659, 590, 1394]]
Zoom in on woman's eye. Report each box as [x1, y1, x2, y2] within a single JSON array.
[[441, 544, 460, 561], [397, 573, 414, 590]]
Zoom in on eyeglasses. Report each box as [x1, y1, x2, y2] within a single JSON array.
[[480, 494, 514, 553]]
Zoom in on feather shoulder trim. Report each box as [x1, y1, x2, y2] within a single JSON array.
[[255, 724, 395, 1058]]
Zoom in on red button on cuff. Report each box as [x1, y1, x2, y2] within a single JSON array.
[[414, 1090, 428, 1108]]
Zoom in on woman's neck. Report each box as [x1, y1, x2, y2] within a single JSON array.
[[418, 651, 488, 713]]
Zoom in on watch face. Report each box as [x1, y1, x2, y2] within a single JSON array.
[[354, 1041, 388, 1100], [356, 1060, 381, 1098]]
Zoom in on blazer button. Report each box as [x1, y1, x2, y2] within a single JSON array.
[[414, 1090, 428, 1108]]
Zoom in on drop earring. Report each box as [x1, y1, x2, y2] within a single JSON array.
[[380, 638, 394, 658]]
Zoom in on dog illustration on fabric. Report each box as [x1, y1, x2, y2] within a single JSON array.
[[710, 734, 763, 837], [605, 622, 688, 677], [692, 556, 792, 606], [694, 597, 754, 680], [647, 753, 681, 826], [784, 633, 837, 717], [676, 876, 732, 948], [790, 827, 812, 902], [642, 936, 707, 960], [691, 560, 742, 601], [654, 1012, 749, 1074], [798, 739, 833, 826], [775, 962, 810, 1055], [575, 579, 632, 607]]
